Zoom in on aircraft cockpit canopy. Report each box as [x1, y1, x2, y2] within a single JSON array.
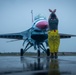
[[34, 14, 46, 20]]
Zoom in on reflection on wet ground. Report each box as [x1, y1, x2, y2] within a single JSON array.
[[20, 56, 49, 71], [20, 56, 71, 75], [0, 56, 76, 75]]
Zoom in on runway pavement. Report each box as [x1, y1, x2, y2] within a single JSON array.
[[0, 56, 76, 75]]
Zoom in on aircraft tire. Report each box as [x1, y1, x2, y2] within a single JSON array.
[[38, 50, 40, 57], [46, 48, 50, 56], [20, 48, 24, 56]]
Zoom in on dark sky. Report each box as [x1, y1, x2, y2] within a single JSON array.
[[0, 0, 76, 52]]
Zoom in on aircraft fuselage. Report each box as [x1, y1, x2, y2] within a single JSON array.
[[30, 15, 48, 43]]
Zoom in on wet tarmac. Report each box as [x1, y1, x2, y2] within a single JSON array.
[[0, 56, 76, 75]]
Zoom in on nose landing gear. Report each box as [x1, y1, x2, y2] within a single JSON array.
[[46, 48, 50, 56], [38, 50, 40, 57]]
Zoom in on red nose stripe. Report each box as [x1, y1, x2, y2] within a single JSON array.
[[36, 21, 48, 29]]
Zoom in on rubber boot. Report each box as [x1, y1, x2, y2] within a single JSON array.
[[55, 52, 58, 59], [51, 53, 54, 59]]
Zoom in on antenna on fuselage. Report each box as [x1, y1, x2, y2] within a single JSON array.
[[31, 10, 33, 22]]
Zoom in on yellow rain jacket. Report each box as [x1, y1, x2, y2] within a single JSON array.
[[48, 30, 60, 53]]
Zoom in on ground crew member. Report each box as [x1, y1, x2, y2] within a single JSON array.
[[48, 9, 60, 59]]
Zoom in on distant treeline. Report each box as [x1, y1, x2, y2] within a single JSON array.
[[0, 52, 38, 56], [0, 52, 76, 56]]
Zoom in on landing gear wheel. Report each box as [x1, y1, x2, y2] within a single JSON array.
[[46, 48, 50, 56], [20, 49, 24, 56], [38, 50, 40, 57]]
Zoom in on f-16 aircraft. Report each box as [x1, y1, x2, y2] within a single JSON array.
[[0, 10, 76, 56]]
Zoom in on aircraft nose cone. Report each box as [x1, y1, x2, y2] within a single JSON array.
[[36, 21, 48, 29]]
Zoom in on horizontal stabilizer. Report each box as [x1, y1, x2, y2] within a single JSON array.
[[59, 33, 76, 39]]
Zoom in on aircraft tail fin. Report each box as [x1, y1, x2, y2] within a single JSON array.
[[31, 10, 33, 22]]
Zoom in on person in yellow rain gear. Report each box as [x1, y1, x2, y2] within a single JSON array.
[[48, 9, 60, 59]]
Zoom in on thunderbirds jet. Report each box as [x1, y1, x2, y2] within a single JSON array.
[[0, 11, 76, 56]]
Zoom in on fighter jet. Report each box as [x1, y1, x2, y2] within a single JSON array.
[[0, 11, 76, 57]]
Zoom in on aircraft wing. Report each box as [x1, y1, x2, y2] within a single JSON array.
[[59, 33, 76, 39], [0, 28, 31, 40], [0, 29, 76, 40]]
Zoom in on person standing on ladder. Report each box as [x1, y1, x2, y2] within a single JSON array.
[[48, 9, 60, 59]]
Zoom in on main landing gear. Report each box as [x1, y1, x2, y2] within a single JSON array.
[[36, 44, 50, 57], [20, 41, 33, 56], [20, 42, 50, 57], [20, 49, 24, 56], [37, 48, 50, 57], [20, 48, 50, 57]]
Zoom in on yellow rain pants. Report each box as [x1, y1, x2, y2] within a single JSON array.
[[48, 30, 60, 53]]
